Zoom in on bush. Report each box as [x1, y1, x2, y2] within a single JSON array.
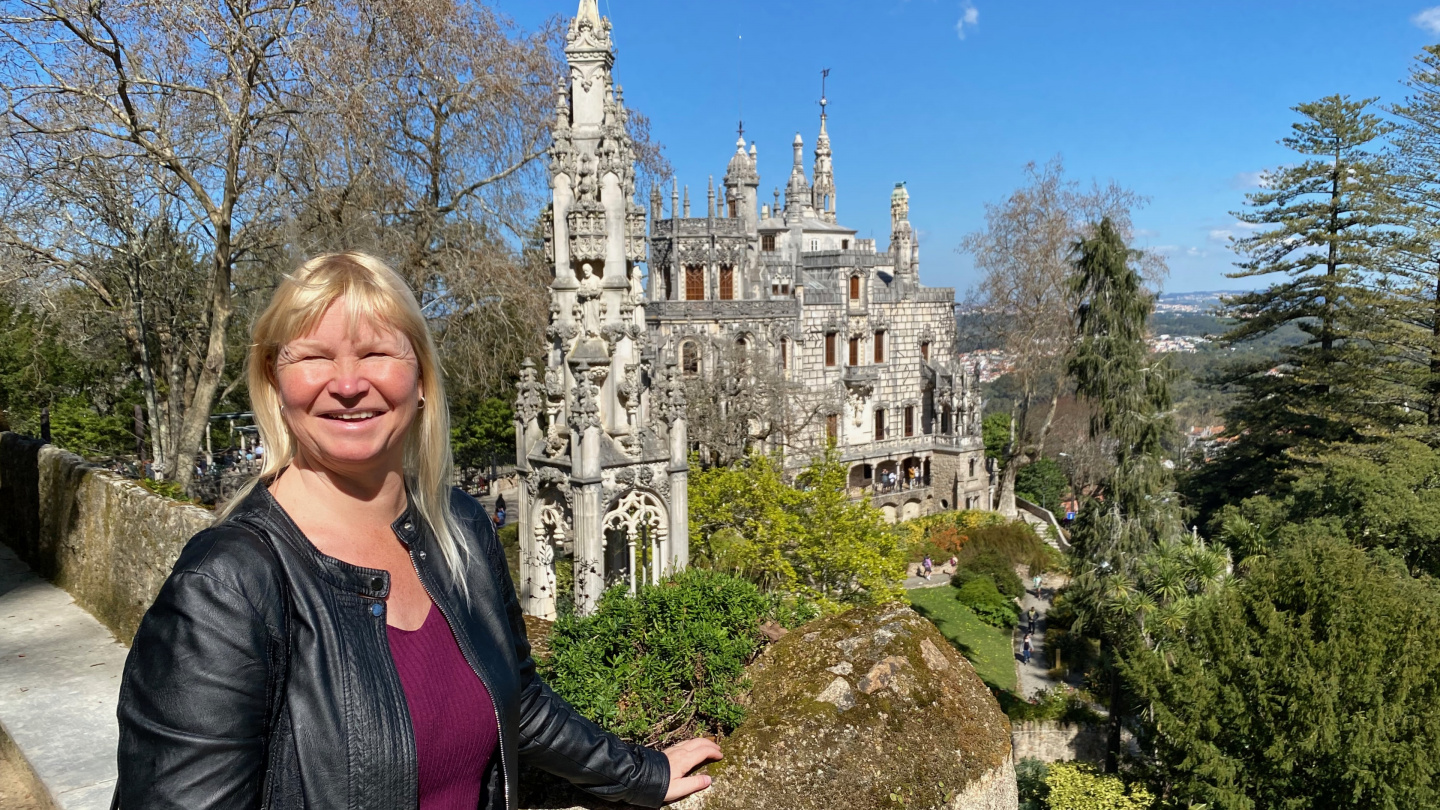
[[1016, 757, 1050, 810], [956, 522, 1058, 572], [955, 575, 1019, 628], [902, 509, 1006, 561], [1004, 686, 1105, 725], [539, 568, 813, 746], [1044, 763, 1154, 810], [951, 549, 1024, 599]]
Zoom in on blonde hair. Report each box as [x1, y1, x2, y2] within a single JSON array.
[[223, 252, 468, 591]]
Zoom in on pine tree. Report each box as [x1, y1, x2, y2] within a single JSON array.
[[1387, 47, 1440, 433], [1064, 218, 1214, 771], [1211, 95, 1412, 497]]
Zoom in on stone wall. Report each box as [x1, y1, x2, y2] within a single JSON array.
[[1010, 721, 1120, 764], [0, 432, 214, 643]]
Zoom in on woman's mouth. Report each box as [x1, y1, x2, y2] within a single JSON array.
[[322, 410, 382, 422]]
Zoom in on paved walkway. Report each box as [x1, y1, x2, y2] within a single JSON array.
[[903, 562, 956, 590], [0, 543, 124, 810], [1014, 568, 1063, 699]]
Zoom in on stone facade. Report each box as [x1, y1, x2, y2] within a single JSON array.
[[645, 89, 990, 521], [514, 0, 689, 620], [0, 432, 214, 642]]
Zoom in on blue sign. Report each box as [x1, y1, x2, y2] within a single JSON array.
[[1065, 512, 1076, 521]]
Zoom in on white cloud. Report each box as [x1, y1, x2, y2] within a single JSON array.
[[1208, 229, 1234, 244], [1415, 6, 1440, 34], [1230, 170, 1270, 189], [1186, 247, 1209, 258], [955, 2, 979, 39]]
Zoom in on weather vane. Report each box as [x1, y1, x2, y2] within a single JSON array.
[[820, 68, 831, 110]]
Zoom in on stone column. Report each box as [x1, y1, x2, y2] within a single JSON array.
[[667, 414, 690, 575]]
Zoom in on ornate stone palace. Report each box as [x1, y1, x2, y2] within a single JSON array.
[[517, 0, 990, 618], [643, 92, 990, 524], [512, 0, 689, 620]]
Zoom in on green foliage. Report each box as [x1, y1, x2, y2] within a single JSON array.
[[983, 411, 1012, 463], [48, 397, 133, 457], [1015, 457, 1068, 516], [1124, 534, 1440, 809], [137, 477, 202, 505], [955, 575, 1019, 628], [1044, 763, 1154, 810], [956, 522, 1058, 573], [906, 585, 1016, 691], [539, 569, 806, 747], [901, 509, 1007, 562], [689, 448, 905, 607], [450, 394, 516, 471], [1016, 757, 1050, 810], [950, 550, 1024, 599], [1004, 687, 1105, 726]]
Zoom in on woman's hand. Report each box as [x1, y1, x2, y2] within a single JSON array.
[[662, 737, 724, 802]]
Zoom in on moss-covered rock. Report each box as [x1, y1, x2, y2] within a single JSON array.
[[521, 603, 1017, 810]]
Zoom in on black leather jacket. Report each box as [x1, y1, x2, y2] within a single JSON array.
[[114, 484, 669, 810]]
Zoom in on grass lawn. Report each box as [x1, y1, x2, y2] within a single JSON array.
[[907, 586, 1016, 693]]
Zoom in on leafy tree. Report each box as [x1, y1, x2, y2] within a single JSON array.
[[1124, 534, 1440, 810], [688, 449, 904, 607], [960, 158, 1161, 516], [793, 447, 907, 605], [450, 394, 516, 473], [982, 410, 1012, 464], [1015, 456, 1068, 515]]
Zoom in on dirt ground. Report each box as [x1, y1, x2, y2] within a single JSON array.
[[0, 752, 46, 810]]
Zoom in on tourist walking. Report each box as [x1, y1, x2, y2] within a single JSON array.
[[1027, 606, 1038, 635], [1022, 633, 1033, 666], [113, 252, 718, 809], [923, 556, 933, 580]]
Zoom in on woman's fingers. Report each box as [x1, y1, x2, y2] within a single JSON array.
[[662, 738, 724, 802]]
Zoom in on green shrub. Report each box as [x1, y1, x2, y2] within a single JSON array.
[[952, 549, 1024, 599], [1004, 686, 1105, 725], [539, 568, 813, 746], [1044, 763, 1154, 810], [955, 576, 1019, 628], [956, 522, 1059, 572], [1016, 757, 1050, 810]]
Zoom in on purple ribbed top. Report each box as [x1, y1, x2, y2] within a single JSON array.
[[387, 604, 498, 810]]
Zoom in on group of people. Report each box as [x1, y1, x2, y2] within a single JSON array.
[[916, 555, 959, 581]]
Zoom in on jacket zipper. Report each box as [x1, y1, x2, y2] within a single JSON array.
[[406, 547, 512, 810]]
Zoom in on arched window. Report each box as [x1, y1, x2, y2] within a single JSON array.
[[848, 336, 860, 366], [685, 266, 705, 300], [920, 341, 931, 361], [874, 409, 886, 441], [719, 265, 735, 300], [969, 457, 977, 478], [780, 337, 789, 370], [874, 330, 886, 363], [849, 275, 861, 300], [681, 342, 699, 376], [904, 405, 915, 437], [825, 333, 837, 367]]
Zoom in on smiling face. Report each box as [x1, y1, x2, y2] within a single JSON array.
[[274, 297, 421, 479]]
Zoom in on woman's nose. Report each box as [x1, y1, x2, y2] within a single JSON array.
[[328, 358, 372, 399]]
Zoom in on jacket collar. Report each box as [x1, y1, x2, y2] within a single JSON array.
[[231, 481, 432, 600]]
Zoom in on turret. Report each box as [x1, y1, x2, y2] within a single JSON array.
[[723, 133, 760, 231], [784, 133, 812, 221], [890, 182, 917, 279], [813, 97, 836, 224]]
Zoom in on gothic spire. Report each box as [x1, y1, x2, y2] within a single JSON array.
[[785, 132, 811, 217], [813, 92, 836, 223]]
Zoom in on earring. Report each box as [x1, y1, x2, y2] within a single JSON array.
[[418, 396, 426, 409]]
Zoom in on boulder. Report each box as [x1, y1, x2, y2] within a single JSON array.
[[521, 603, 1017, 810]]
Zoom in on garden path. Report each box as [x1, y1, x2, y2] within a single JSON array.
[[1015, 568, 1064, 699]]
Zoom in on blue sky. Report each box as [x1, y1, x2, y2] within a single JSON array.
[[494, 0, 1440, 294]]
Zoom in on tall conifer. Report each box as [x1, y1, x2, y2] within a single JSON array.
[[1198, 96, 1410, 511]]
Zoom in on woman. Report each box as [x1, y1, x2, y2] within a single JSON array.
[[114, 252, 721, 809]]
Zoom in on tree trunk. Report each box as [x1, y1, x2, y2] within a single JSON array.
[[1106, 646, 1124, 774], [997, 460, 1019, 517], [170, 239, 233, 492]]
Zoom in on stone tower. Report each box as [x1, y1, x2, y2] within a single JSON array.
[[513, 0, 689, 619]]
